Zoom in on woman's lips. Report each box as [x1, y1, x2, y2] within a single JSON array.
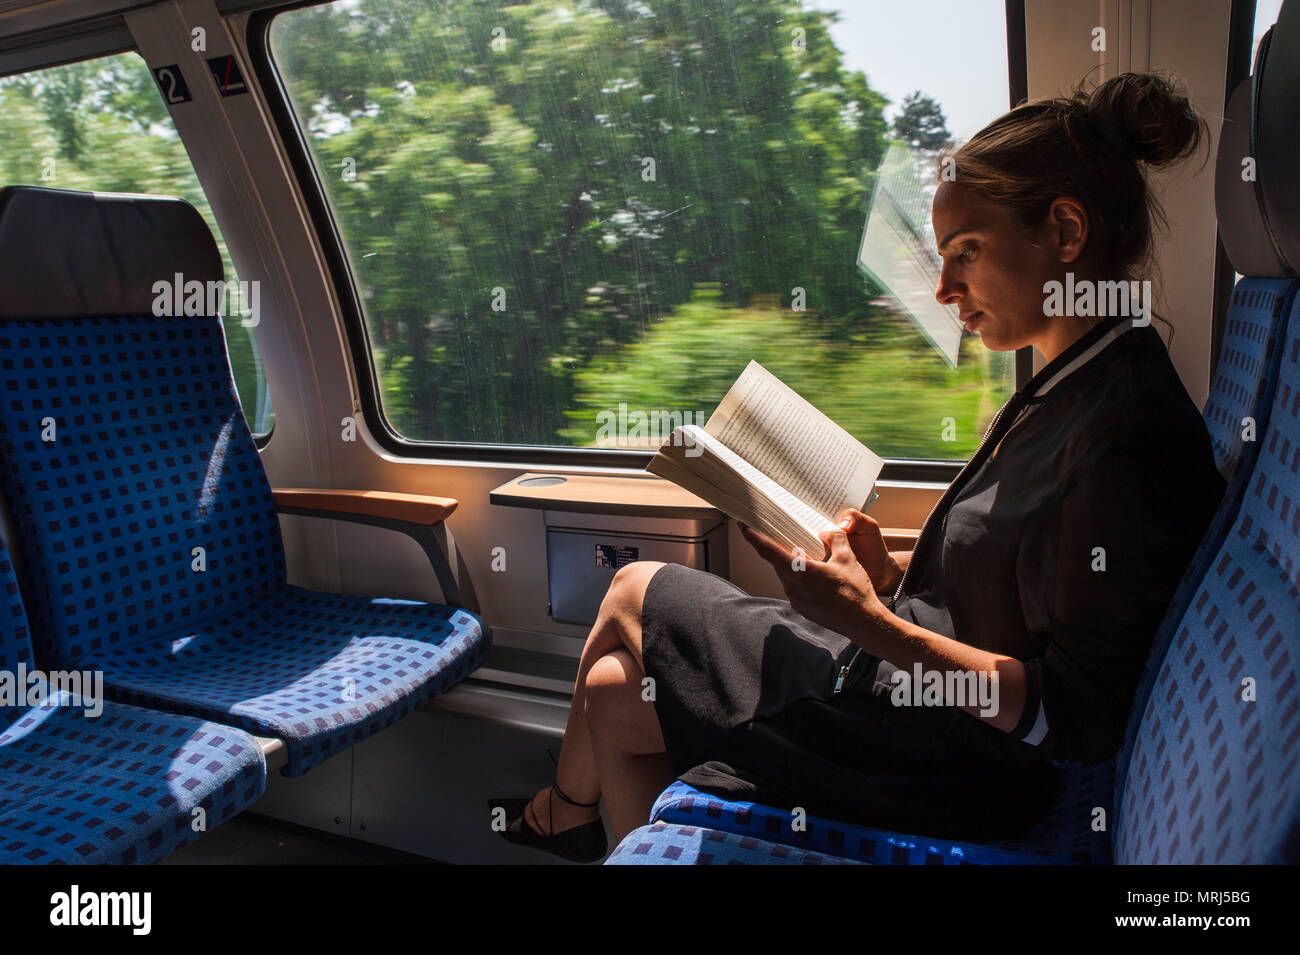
[[963, 311, 983, 330]]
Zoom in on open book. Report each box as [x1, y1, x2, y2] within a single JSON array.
[[646, 360, 885, 558]]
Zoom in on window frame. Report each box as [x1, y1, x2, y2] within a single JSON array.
[[248, 0, 1031, 482]]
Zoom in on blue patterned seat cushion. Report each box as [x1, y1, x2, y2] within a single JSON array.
[[2, 535, 267, 864], [0, 315, 490, 775], [1112, 292, 1300, 865], [651, 758, 1115, 865], [0, 316, 289, 665], [606, 822, 865, 865], [1202, 278, 1296, 479], [0, 695, 266, 864], [82, 585, 489, 776]]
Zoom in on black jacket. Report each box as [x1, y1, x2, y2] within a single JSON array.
[[891, 313, 1226, 764]]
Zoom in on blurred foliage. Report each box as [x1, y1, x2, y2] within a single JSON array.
[[562, 284, 1008, 457], [272, 0, 1011, 458]]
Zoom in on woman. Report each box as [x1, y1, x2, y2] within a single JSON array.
[[489, 71, 1227, 863]]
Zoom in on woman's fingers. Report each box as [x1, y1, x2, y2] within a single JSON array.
[[742, 523, 823, 570], [823, 527, 857, 563], [837, 507, 879, 534]]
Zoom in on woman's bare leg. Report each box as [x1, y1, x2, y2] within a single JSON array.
[[585, 647, 673, 840], [520, 560, 668, 835]]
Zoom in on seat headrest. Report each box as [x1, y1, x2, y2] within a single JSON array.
[[1216, 81, 1289, 277], [0, 185, 222, 319], [1256, 2, 1300, 272]]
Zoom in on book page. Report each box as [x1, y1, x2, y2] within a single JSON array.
[[704, 360, 884, 521], [682, 426, 836, 542], [647, 426, 833, 556]]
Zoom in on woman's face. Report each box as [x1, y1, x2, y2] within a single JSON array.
[[931, 180, 1081, 354]]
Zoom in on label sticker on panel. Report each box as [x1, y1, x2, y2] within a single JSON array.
[[206, 55, 249, 97], [595, 544, 638, 569], [151, 65, 192, 104]]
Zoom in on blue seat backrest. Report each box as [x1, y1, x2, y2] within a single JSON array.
[[1112, 291, 1300, 864], [1109, 11, 1300, 862], [1204, 279, 1297, 478], [0, 187, 286, 666], [0, 315, 286, 666]]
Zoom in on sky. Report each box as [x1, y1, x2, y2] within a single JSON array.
[[802, 0, 1011, 142], [804, 0, 1286, 144]]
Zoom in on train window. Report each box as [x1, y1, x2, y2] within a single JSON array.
[[0, 51, 275, 437], [268, 0, 1012, 460]]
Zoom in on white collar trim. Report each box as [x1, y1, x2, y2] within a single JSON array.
[[1031, 318, 1137, 398]]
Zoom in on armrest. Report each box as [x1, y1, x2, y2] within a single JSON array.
[[272, 488, 458, 526], [273, 487, 469, 609]]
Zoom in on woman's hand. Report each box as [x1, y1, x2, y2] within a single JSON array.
[[739, 521, 890, 642], [741, 520, 1026, 732], [835, 507, 904, 596]]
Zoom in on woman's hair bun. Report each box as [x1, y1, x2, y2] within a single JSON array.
[[947, 70, 1207, 282], [1076, 72, 1206, 168]]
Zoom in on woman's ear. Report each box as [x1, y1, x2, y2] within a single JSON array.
[[1047, 197, 1089, 264]]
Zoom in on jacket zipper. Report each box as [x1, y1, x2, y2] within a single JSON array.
[[833, 392, 1025, 695]]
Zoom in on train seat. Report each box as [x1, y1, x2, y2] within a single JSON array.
[[0, 535, 267, 864], [642, 760, 1114, 864], [605, 822, 865, 865], [1108, 11, 1300, 857], [1109, 296, 1300, 863], [1203, 29, 1300, 483], [0, 185, 491, 777]]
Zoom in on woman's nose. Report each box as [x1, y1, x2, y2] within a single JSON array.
[[935, 263, 962, 306]]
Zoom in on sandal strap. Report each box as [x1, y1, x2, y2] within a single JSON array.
[[551, 779, 599, 808], [525, 793, 551, 837]]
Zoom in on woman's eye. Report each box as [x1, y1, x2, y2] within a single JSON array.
[[959, 247, 976, 263]]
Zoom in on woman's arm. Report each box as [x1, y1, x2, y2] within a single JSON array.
[[857, 608, 1027, 733], [743, 522, 1025, 734]]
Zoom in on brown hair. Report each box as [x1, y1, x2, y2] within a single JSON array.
[[939, 72, 1208, 288]]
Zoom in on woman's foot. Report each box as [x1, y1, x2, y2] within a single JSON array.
[[521, 784, 601, 835], [488, 782, 608, 863]]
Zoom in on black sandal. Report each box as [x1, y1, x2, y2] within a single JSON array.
[[488, 779, 607, 864]]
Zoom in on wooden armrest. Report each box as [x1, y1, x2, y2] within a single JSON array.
[[881, 528, 920, 552], [273, 488, 458, 526]]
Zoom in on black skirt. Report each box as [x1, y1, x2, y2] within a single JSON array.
[[639, 561, 1062, 840]]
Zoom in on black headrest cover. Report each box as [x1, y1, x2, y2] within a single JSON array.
[[1256, 4, 1300, 272], [0, 185, 222, 319]]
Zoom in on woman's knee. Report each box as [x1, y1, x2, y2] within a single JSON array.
[[585, 647, 635, 694], [600, 560, 667, 624], [584, 649, 647, 719]]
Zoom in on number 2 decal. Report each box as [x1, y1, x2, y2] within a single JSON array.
[[151, 65, 193, 104]]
